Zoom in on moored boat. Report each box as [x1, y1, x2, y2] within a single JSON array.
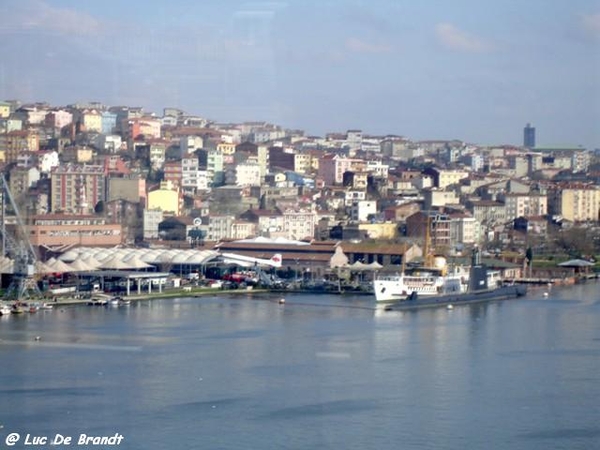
[[374, 266, 467, 302], [87, 298, 108, 306], [10, 304, 25, 314], [379, 249, 527, 310]]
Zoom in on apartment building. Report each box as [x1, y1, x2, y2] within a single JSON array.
[[499, 193, 548, 220], [50, 164, 105, 214], [547, 184, 600, 222]]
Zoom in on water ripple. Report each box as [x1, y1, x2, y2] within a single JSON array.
[[261, 399, 379, 419], [519, 428, 600, 440]]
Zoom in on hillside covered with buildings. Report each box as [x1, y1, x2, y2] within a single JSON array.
[[1, 99, 600, 270]]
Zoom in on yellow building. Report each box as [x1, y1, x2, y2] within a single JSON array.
[[548, 185, 600, 222], [62, 146, 94, 163], [217, 142, 236, 155], [82, 110, 103, 133], [0, 130, 40, 163], [294, 153, 312, 173], [0, 101, 10, 118], [147, 181, 181, 215], [357, 222, 398, 240], [437, 169, 469, 189]]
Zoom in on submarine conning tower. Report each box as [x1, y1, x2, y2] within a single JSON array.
[[468, 247, 488, 292]]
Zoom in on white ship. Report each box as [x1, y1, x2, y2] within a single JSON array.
[[374, 255, 505, 303], [374, 262, 468, 302]]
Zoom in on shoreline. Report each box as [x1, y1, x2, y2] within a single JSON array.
[[1, 286, 273, 308]]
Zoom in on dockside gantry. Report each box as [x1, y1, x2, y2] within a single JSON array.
[[0, 173, 42, 300]]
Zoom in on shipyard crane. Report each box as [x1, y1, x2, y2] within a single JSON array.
[[0, 173, 42, 300]]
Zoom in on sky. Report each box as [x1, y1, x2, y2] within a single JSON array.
[[0, 0, 599, 148]]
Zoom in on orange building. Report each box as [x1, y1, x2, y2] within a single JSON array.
[[27, 214, 122, 248], [0, 130, 40, 164]]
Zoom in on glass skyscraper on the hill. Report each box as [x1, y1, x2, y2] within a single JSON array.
[[524, 123, 536, 148]]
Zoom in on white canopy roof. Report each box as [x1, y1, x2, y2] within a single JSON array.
[[58, 247, 219, 268]]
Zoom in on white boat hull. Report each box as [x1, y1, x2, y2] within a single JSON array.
[[374, 274, 465, 302]]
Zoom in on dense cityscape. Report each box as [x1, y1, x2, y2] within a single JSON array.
[[0, 99, 599, 287], [0, 101, 600, 264]]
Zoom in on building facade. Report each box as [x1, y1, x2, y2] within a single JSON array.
[[547, 185, 600, 222], [28, 214, 122, 247], [50, 164, 105, 214]]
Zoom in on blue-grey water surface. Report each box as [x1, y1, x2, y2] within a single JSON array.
[[1, 283, 599, 449]]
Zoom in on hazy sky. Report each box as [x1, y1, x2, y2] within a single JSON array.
[[0, 0, 598, 148]]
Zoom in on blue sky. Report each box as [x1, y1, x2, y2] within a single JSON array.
[[0, 0, 598, 148]]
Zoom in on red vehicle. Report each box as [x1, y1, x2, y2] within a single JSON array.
[[222, 272, 258, 285]]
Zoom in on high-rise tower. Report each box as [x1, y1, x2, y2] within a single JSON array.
[[524, 123, 536, 148]]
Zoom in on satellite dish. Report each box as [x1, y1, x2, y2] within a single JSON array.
[[193, 217, 202, 226]]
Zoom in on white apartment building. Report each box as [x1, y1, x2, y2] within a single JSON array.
[[500, 193, 548, 220], [207, 215, 235, 241], [181, 157, 200, 195], [366, 160, 389, 178], [282, 208, 317, 240], [231, 220, 257, 240], [180, 136, 204, 157], [344, 190, 367, 206], [449, 214, 477, 246], [236, 162, 262, 187], [424, 189, 460, 210], [98, 135, 122, 153], [150, 143, 167, 169], [143, 209, 164, 239], [39, 151, 60, 174], [349, 200, 377, 222], [207, 151, 224, 186], [257, 145, 269, 178]]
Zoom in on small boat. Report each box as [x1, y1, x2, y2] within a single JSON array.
[[11, 304, 25, 314], [109, 296, 130, 306], [39, 303, 54, 310], [0, 305, 11, 316], [87, 298, 108, 306]]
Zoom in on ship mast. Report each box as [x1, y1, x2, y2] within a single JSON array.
[[423, 212, 434, 268]]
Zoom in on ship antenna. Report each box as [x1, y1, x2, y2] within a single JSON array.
[[401, 243, 407, 274]]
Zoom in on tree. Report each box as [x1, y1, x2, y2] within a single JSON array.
[[525, 247, 533, 263]]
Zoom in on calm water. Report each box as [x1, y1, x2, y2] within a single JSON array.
[[1, 284, 599, 450]]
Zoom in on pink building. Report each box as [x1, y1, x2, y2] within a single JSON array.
[[45, 110, 73, 130], [318, 154, 366, 185], [125, 117, 162, 140]]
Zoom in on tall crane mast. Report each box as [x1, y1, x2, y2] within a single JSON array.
[[0, 173, 42, 300]]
